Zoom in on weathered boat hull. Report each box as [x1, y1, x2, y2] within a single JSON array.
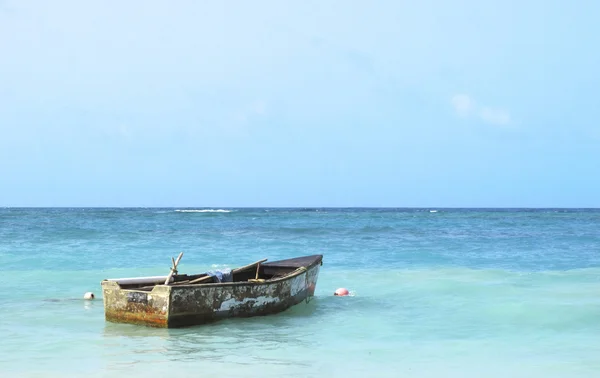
[[101, 255, 322, 328]]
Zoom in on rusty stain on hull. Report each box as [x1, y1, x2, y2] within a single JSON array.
[[101, 281, 171, 327], [101, 255, 323, 328]]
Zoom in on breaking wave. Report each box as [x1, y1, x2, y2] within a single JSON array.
[[174, 209, 232, 213]]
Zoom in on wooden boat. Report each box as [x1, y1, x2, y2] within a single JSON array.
[[100, 254, 323, 328]]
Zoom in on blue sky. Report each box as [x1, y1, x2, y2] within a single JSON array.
[[1, 0, 599, 207]]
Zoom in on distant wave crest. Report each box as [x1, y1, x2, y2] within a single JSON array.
[[175, 209, 232, 213]]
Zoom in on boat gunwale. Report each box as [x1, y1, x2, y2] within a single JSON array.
[[105, 256, 322, 294]]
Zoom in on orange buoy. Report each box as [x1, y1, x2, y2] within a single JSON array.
[[334, 288, 349, 296]]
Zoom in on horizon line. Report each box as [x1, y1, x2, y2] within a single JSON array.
[[2, 206, 600, 209]]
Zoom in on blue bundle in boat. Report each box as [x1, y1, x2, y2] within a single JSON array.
[[206, 268, 233, 283]]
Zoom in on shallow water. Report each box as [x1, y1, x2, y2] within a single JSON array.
[[1, 208, 600, 377]]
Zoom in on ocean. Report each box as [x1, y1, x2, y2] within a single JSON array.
[[1, 208, 600, 377]]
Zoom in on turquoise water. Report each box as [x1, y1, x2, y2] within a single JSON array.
[[2, 208, 600, 377]]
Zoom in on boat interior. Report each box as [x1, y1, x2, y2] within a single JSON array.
[[110, 255, 323, 292]]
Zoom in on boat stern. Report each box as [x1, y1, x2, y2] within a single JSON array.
[[101, 280, 171, 328]]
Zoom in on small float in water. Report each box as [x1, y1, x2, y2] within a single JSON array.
[[100, 253, 323, 328]]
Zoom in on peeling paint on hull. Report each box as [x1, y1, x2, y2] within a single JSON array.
[[101, 257, 321, 328]]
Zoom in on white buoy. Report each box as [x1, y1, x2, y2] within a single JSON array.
[[84, 292, 95, 300]]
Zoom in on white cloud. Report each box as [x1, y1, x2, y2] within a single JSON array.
[[252, 100, 267, 115], [479, 106, 511, 126], [451, 94, 512, 126], [232, 100, 267, 122], [225, 100, 268, 137], [451, 94, 474, 117]]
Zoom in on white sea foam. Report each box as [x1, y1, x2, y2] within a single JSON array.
[[174, 209, 232, 213], [211, 264, 230, 269]]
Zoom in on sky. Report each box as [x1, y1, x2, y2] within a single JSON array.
[[1, 0, 599, 207]]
